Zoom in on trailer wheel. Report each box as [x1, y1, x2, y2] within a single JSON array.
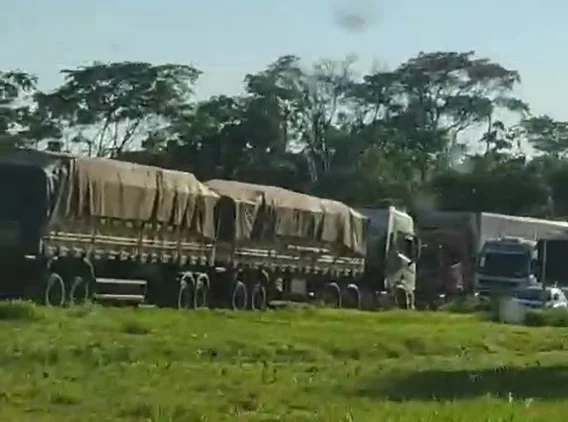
[[69, 276, 90, 306], [177, 273, 195, 310], [343, 284, 361, 310], [251, 283, 267, 311], [44, 273, 66, 307], [177, 282, 193, 310], [231, 281, 248, 311], [323, 282, 342, 308], [193, 274, 209, 309]]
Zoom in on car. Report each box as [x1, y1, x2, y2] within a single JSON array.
[[512, 286, 568, 309]]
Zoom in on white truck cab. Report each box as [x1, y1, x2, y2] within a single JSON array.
[[475, 237, 538, 295]]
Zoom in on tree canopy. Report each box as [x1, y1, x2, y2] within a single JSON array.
[[2, 51, 568, 217]]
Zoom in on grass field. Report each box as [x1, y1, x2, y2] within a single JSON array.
[[1, 303, 568, 421]]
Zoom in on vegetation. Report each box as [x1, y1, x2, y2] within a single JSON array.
[[2, 51, 568, 215], [4, 49, 568, 420], [0, 301, 567, 420], [524, 308, 568, 327]]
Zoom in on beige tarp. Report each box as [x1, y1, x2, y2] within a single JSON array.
[[68, 157, 219, 240], [157, 168, 219, 239], [71, 157, 158, 221], [204, 179, 262, 242], [205, 179, 367, 256]]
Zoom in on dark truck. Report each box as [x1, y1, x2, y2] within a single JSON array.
[[536, 232, 568, 290], [0, 149, 420, 310], [414, 210, 477, 308], [414, 210, 568, 304]]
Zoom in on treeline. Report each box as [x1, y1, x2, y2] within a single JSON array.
[[2, 51, 568, 216]]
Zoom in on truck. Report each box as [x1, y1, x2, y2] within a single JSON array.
[[534, 232, 568, 289], [355, 207, 418, 309], [204, 180, 420, 310], [413, 210, 478, 308], [474, 213, 568, 295], [0, 149, 420, 310], [413, 210, 568, 299]]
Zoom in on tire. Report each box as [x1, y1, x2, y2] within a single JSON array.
[[231, 281, 248, 311], [322, 282, 342, 308], [251, 283, 267, 311], [193, 279, 208, 309], [177, 280, 194, 310], [44, 273, 66, 307], [69, 276, 90, 306], [343, 284, 361, 310]]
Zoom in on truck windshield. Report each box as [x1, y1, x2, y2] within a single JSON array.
[[477, 252, 528, 278]]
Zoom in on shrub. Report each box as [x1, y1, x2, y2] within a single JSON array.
[[0, 301, 40, 321], [524, 308, 568, 327], [439, 295, 492, 314], [121, 319, 150, 335]]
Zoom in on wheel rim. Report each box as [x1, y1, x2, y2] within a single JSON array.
[[177, 286, 190, 309], [193, 283, 207, 309], [177, 279, 194, 310], [323, 287, 340, 308], [45, 273, 65, 307], [232, 283, 247, 310], [69, 276, 89, 306], [345, 287, 360, 309], [252, 284, 266, 310], [195, 274, 210, 309]]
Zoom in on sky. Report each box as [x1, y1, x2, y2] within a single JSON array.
[[1, 0, 567, 121]]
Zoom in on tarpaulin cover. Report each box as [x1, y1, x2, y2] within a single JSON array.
[[156, 168, 219, 239], [69, 157, 220, 240], [204, 179, 367, 255], [0, 150, 220, 240]]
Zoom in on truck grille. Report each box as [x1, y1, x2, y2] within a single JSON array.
[[476, 278, 520, 293]]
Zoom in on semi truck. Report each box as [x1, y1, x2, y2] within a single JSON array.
[[0, 149, 420, 310], [355, 207, 418, 309], [535, 232, 568, 289], [474, 213, 568, 295], [414, 210, 568, 298], [413, 210, 477, 307]]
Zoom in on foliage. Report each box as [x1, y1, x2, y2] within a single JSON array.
[[524, 308, 568, 327], [35, 62, 200, 156], [2, 52, 568, 214], [438, 295, 492, 314], [2, 306, 568, 420]]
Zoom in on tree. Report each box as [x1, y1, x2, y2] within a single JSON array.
[[0, 70, 39, 152], [391, 51, 524, 177], [36, 61, 200, 157], [521, 115, 568, 158], [431, 155, 549, 215], [2, 49, 562, 217], [244, 55, 358, 184]]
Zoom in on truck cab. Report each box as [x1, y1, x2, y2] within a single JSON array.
[[359, 206, 420, 308], [386, 207, 420, 303], [475, 237, 538, 295]]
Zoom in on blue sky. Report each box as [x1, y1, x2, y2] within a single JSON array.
[[1, 0, 566, 120]]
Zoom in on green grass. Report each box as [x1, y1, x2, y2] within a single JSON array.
[[1, 302, 568, 420]]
